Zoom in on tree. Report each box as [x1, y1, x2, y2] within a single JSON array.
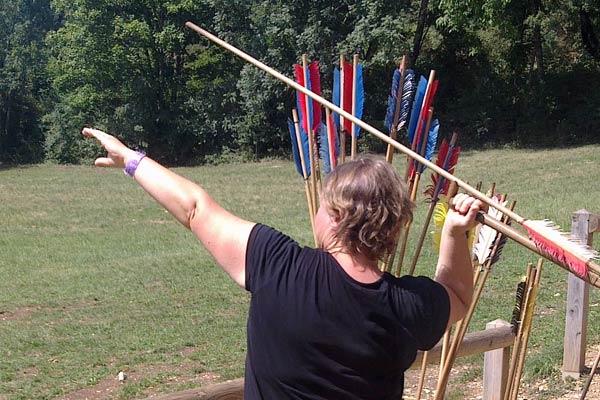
[[45, 0, 243, 164], [0, 0, 54, 163]]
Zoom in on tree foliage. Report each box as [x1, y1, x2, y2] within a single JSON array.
[[0, 0, 54, 163], [1, 0, 599, 164]]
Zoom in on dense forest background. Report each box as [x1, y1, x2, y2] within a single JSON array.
[[1, 0, 599, 165]]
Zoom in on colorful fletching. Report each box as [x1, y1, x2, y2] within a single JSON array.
[[294, 61, 322, 134], [288, 117, 311, 177], [383, 67, 415, 134], [397, 70, 415, 131], [353, 63, 364, 138], [332, 59, 360, 135], [384, 68, 401, 133], [332, 67, 341, 130], [407, 76, 428, 145], [318, 116, 339, 174], [421, 119, 439, 172], [424, 138, 461, 201], [473, 196, 508, 266]]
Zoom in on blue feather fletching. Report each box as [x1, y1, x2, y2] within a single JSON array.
[[353, 64, 364, 138], [419, 119, 439, 172], [384, 69, 401, 133], [332, 68, 341, 130], [288, 117, 311, 177], [318, 123, 332, 174], [398, 70, 415, 130], [407, 76, 428, 145]]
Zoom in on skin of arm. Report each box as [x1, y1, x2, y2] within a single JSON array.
[[434, 194, 483, 328], [82, 128, 255, 288]]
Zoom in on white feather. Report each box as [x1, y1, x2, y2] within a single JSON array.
[[473, 199, 508, 265]]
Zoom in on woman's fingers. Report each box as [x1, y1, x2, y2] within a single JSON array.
[[82, 127, 131, 169], [94, 157, 117, 168], [82, 127, 106, 141]]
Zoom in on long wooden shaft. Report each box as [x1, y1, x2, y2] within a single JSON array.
[[292, 110, 317, 246], [408, 132, 460, 275], [415, 351, 429, 400], [503, 263, 535, 400], [339, 55, 346, 163], [396, 109, 434, 273], [580, 347, 600, 399], [436, 196, 512, 400], [325, 108, 336, 170], [301, 55, 319, 214], [510, 259, 543, 400], [351, 54, 359, 160]]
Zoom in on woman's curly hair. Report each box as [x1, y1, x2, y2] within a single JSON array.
[[321, 156, 414, 261]]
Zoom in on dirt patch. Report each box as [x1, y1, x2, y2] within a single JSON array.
[[0, 306, 40, 322], [57, 348, 219, 400]]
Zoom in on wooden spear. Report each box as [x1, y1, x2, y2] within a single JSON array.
[[301, 54, 319, 214], [339, 55, 346, 163], [408, 132, 459, 276], [351, 54, 359, 160]]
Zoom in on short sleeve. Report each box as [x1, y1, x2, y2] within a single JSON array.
[[394, 276, 450, 350], [245, 224, 301, 293]]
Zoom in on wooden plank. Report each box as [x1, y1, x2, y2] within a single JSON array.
[[149, 323, 515, 400], [563, 210, 594, 378], [483, 320, 511, 400], [410, 322, 514, 368], [149, 379, 244, 400]]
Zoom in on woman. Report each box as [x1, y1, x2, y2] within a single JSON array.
[[83, 127, 480, 399]]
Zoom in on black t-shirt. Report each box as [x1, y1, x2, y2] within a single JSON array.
[[244, 224, 450, 399]]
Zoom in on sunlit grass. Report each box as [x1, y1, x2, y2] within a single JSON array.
[[1, 144, 599, 398]]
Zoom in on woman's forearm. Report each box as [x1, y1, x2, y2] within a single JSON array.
[[435, 225, 475, 326], [131, 156, 207, 229]]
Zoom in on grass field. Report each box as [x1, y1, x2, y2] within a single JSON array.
[[1, 144, 600, 399]]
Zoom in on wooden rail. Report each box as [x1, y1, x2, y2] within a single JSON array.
[[149, 321, 514, 400]]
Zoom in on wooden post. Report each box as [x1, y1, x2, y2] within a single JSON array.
[[563, 210, 600, 378], [483, 320, 511, 400]]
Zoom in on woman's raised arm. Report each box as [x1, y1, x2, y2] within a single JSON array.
[[83, 128, 255, 287]]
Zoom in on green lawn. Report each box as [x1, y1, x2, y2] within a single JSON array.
[[1, 144, 600, 399]]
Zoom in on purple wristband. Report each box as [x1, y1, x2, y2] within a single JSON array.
[[124, 151, 146, 177]]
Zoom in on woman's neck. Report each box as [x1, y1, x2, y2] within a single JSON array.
[[329, 249, 383, 284]]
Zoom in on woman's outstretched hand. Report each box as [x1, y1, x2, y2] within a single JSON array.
[[82, 128, 136, 169]]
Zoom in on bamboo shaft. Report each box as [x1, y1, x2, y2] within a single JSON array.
[[415, 351, 429, 400], [339, 55, 346, 163], [325, 108, 336, 171], [580, 348, 600, 400], [292, 110, 317, 246], [301, 55, 319, 214], [509, 259, 543, 400], [351, 54, 358, 160], [408, 132, 459, 275], [503, 263, 535, 400]]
